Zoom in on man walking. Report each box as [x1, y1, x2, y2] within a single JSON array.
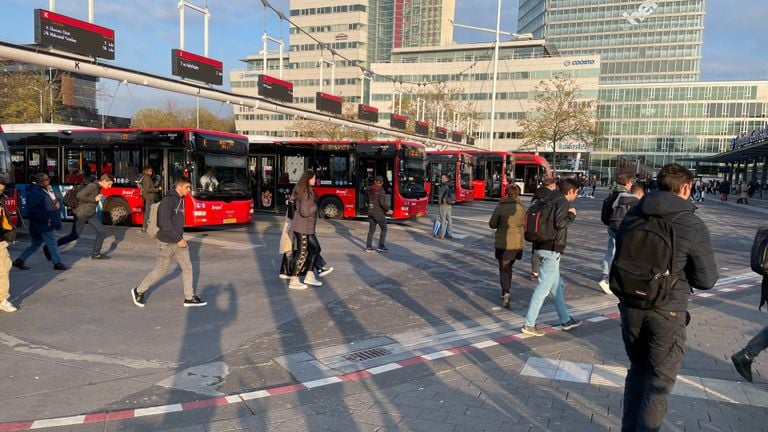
[[529, 177, 557, 281], [435, 174, 455, 239], [365, 175, 392, 252], [522, 178, 582, 336], [13, 173, 67, 271], [139, 166, 162, 232], [598, 173, 633, 293], [615, 164, 717, 431], [54, 174, 113, 259], [131, 176, 206, 308]]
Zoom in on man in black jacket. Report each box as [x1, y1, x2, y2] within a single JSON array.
[[131, 176, 206, 308], [616, 163, 717, 431], [529, 177, 556, 280], [55, 174, 113, 259], [522, 178, 581, 336], [365, 176, 392, 252]]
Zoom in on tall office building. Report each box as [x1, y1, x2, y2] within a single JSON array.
[[518, 0, 706, 84], [369, 0, 454, 63]]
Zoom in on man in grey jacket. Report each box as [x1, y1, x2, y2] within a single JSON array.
[[131, 176, 206, 308], [54, 174, 113, 260]]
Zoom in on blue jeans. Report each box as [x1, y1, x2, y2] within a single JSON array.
[[524, 249, 571, 327], [438, 204, 452, 237], [18, 231, 62, 265], [602, 228, 616, 276]]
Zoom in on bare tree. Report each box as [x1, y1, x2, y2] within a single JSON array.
[[519, 75, 600, 174]]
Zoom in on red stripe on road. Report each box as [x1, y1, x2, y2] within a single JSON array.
[[267, 384, 306, 395], [340, 370, 373, 381], [181, 397, 229, 410], [84, 410, 135, 422], [397, 356, 428, 367], [0, 422, 33, 431]]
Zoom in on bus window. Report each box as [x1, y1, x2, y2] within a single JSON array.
[[11, 151, 25, 184], [64, 149, 97, 183], [101, 149, 141, 185], [192, 153, 248, 195], [314, 151, 351, 186]]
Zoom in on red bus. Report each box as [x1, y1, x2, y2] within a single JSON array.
[[0, 125, 20, 226], [465, 150, 515, 200], [248, 139, 428, 219], [6, 127, 253, 227], [426, 151, 474, 204], [513, 153, 553, 194]]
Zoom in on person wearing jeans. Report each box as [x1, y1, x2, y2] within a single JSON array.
[[732, 326, 768, 382], [13, 173, 67, 271], [436, 174, 454, 239]]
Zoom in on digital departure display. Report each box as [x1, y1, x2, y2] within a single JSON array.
[[171, 49, 223, 85], [415, 121, 429, 136], [316, 92, 343, 115], [467, 135, 476, 145], [34, 9, 115, 59], [258, 75, 293, 103], [452, 131, 463, 143], [435, 127, 448, 139], [358, 104, 379, 123], [390, 114, 407, 131]]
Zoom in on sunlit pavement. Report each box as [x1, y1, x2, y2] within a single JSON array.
[[1, 188, 767, 431]]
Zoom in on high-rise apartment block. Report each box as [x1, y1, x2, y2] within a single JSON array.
[[518, 0, 706, 84]]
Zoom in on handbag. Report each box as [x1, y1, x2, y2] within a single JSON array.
[[286, 199, 296, 220]]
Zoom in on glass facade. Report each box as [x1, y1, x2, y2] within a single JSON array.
[[518, 0, 705, 84]]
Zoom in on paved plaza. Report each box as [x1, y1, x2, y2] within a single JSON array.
[[1, 188, 767, 431]]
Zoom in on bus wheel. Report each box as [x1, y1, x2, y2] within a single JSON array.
[[319, 197, 344, 219], [104, 200, 131, 226]]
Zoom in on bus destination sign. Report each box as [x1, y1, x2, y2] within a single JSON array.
[[358, 104, 379, 123], [316, 92, 343, 115], [390, 114, 408, 131], [34, 9, 115, 59], [258, 75, 293, 103], [435, 127, 448, 139], [171, 49, 223, 85]]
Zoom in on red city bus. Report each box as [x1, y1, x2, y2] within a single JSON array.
[[0, 125, 20, 226], [248, 139, 428, 219], [513, 153, 553, 194], [426, 151, 474, 204], [6, 127, 253, 227], [465, 150, 515, 200]]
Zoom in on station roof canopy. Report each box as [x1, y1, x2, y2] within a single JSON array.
[[701, 129, 768, 163]]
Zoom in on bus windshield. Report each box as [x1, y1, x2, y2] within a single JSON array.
[[399, 149, 427, 199], [192, 153, 250, 197]]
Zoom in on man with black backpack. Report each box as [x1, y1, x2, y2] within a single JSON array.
[[522, 178, 582, 337], [599, 173, 633, 294], [611, 163, 717, 431], [53, 174, 113, 260]]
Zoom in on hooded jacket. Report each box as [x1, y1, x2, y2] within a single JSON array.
[[533, 190, 575, 254], [488, 196, 525, 251], [367, 183, 389, 216], [619, 190, 718, 311]]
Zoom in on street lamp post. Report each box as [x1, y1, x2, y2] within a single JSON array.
[[26, 86, 44, 123]]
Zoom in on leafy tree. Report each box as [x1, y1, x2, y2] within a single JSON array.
[[0, 67, 63, 124], [131, 100, 235, 132], [519, 75, 600, 174]]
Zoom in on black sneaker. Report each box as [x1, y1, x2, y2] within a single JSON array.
[[183, 295, 207, 308], [561, 317, 582, 331], [12, 259, 29, 270], [91, 253, 111, 260], [131, 288, 146, 308], [43, 245, 52, 261], [376, 246, 389, 252], [732, 349, 754, 382], [502, 293, 511, 309], [52, 263, 68, 271]]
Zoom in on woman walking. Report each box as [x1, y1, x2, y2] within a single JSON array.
[[488, 184, 526, 309], [288, 170, 324, 289]]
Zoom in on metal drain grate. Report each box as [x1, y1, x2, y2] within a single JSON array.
[[343, 347, 392, 362]]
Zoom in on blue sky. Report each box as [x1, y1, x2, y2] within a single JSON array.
[[1, 0, 766, 119]]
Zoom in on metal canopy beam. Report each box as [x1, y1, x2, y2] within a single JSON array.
[[0, 41, 475, 151], [701, 139, 768, 163]]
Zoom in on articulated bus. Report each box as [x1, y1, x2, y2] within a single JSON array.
[[5, 127, 253, 227], [513, 153, 553, 194], [248, 139, 428, 219], [466, 150, 515, 200], [426, 151, 474, 204], [0, 125, 20, 226]]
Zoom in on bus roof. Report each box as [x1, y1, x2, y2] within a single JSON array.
[[2, 124, 246, 140]]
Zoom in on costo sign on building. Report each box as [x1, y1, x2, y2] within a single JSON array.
[[563, 59, 596, 67]]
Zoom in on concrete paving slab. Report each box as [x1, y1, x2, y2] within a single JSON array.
[[701, 377, 750, 404]]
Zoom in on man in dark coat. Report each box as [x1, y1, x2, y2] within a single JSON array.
[[365, 176, 392, 252], [616, 163, 718, 431], [13, 173, 66, 270], [54, 174, 113, 259]]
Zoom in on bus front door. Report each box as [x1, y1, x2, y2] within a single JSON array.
[[358, 157, 392, 215], [145, 148, 169, 193], [250, 154, 276, 211]]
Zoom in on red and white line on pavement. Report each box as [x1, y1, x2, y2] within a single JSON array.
[[0, 279, 758, 431]]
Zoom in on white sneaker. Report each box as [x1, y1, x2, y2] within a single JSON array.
[[278, 274, 290, 280], [598, 279, 611, 294], [318, 266, 334, 277], [0, 300, 17, 313], [288, 280, 308, 290], [303, 274, 323, 287]]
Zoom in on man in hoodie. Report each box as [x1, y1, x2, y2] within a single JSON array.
[[598, 173, 633, 293], [522, 178, 582, 336], [13, 173, 66, 271], [131, 176, 206, 308], [365, 176, 393, 252], [616, 163, 717, 431]]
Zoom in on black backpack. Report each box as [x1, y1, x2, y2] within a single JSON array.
[[524, 198, 557, 243], [601, 191, 620, 226], [750, 226, 768, 275], [63, 185, 86, 209], [609, 212, 680, 309], [609, 197, 639, 232]]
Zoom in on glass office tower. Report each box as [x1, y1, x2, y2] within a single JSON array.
[[518, 0, 706, 84]]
